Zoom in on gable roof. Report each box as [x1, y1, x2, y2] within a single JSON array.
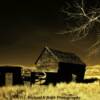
[[35, 47, 85, 65]]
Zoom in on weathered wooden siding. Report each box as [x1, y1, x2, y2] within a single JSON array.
[[36, 49, 58, 72]]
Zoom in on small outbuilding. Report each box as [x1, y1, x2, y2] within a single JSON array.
[[35, 47, 86, 83], [0, 66, 23, 86]]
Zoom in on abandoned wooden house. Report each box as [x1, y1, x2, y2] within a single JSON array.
[[33, 47, 86, 84], [0, 66, 23, 86], [0, 47, 86, 86]]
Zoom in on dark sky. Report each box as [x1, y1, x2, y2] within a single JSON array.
[[0, 0, 100, 66]]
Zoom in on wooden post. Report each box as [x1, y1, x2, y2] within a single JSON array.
[[99, 79, 100, 85], [5, 73, 13, 86]]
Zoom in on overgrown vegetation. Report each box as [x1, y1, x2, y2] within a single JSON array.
[[0, 65, 100, 100]]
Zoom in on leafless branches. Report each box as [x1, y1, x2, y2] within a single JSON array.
[[60, 0, 100, 45]]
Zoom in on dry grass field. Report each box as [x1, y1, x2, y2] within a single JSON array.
[[0, 65, 100, 100]]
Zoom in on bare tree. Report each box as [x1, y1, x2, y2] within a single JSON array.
[[59, 0, 100, 52]]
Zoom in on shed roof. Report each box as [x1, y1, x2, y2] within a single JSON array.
[[36, 47, 86, 65]]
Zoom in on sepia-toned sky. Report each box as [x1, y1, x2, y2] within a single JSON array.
[[0, 0, 100, 66]]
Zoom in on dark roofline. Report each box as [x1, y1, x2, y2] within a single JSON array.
[[35, 47, 46, 64], [35, 47, 59, 64], [50, 48, 77, 57], [0, 65, 21, 67], [49, 48, 86, 65], [35, 47, 86, 65]]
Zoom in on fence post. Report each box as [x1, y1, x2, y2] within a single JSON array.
[[99, 79, 100, 85]]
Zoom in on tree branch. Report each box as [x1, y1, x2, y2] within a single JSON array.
[[61, 0, 100, 47]]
